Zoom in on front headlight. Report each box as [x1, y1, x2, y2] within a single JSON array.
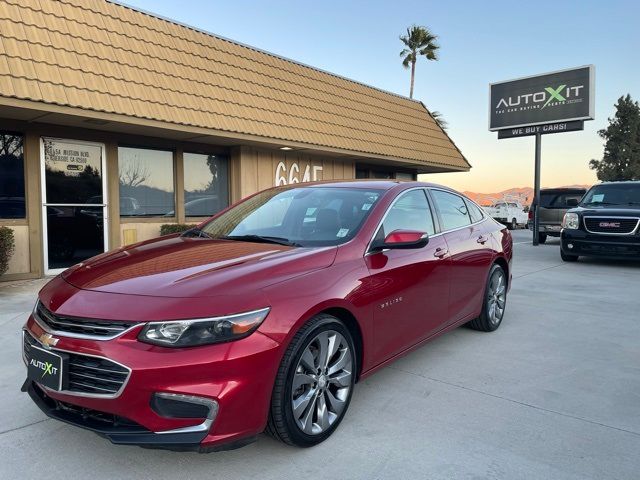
[[562, 212, 580, 230], [138, 307, 270, 347]]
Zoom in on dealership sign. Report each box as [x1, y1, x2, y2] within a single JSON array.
[[489, 65, 594, 131], [497, 120, 584, 139]]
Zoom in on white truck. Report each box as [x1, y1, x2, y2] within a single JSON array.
[[483, 199, 529, 230]]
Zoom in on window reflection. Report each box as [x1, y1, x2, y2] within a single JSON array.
[[183, 153, 229, 217], [43, 139, 102, 204], [118, 147, 174, 217], [0, 133, 25, 218]]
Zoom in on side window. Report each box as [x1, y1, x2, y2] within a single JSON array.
[[465, 199, 484, 223], [376, 190, 435, 242], [431, 190, 472, 231]]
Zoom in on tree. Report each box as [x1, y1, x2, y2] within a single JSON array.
[[119, 157, 150, 187], [399, 25, 439, 99], [430, 110, 448, 131], [589, 94, 640, 181]]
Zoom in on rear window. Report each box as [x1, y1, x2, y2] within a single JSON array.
[[539, 191, 585, 207]]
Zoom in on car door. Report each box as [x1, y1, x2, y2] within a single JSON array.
[[430, 189, 495, 324], [363, 188, 450, 363]]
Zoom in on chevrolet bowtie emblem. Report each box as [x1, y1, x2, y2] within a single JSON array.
[[38, 333, 59, 349]]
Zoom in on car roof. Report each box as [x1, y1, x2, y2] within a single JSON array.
[[597, 181, 640, 185], [274, 179, 459, 193], [541, 187, 587, 193]]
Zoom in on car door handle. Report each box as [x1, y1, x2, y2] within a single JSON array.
[[477, 235, 489, 244], [434, 247, 448, 258]]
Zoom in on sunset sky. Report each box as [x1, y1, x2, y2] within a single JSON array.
[[125, 0, 640, 193]]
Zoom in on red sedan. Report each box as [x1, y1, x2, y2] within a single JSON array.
[[22, 181, 512, 451]]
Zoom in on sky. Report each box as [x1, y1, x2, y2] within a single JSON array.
[[124, 0, 640, 193]]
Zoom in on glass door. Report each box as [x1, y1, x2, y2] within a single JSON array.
[[40, 138, 108, 275]]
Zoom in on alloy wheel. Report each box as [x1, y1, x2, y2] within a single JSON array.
[[291, 330, 353, 435], [487, 269, 506, 325]]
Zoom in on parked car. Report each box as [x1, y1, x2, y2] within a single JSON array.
[[484, 199, 528, 230], [561, 181, 640, 261], [22, 181, 512, 452], [528, 187, 587, 243], [164, 195, 222, 217], [86, 195, 143, 216]]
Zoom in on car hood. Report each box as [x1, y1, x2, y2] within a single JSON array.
[[571, 205, 640, 216], [62, 235, 338, 298]]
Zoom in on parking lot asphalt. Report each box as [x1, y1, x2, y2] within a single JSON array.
[[1, 229, 639, 480]]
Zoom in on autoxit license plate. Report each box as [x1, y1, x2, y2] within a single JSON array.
[[26, 344, 67, 391]]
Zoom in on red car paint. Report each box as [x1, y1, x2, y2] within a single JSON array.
[[23, 180, 512, 450]]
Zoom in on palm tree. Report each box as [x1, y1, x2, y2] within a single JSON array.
[[430, 110, 448, 130], [399, 26, 439, 99]]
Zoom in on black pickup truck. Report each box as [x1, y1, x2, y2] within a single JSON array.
[[561, 181, 640, 261]]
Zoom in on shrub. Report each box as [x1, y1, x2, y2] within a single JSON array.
[[160, 224, 196, 236], [0, 226, 15, 276]]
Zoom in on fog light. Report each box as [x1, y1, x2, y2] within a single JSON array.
[[567, 243, 574, 249], [152, 392, 218, 434]]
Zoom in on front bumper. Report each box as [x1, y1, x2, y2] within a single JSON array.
[[527, 222, 562, 236], [22, 312, 282, 451], [24, 380, 246, 451], [561, 229, 640, 258]]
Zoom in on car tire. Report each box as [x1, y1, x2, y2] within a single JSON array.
[[538, 233, 547, 244], [266, 314, 356, 447], [468, 263, 507, 332], [510, 218, 517, 230], [560, 249, 579, 262]]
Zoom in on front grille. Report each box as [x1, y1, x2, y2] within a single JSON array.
[[24, 331, 130, 397], [34, 301, 136, 338], [584, 217, 639, 235]]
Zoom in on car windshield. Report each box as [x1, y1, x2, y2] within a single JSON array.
[[199, 186, 384, 247], [581, 184, 640, 206]]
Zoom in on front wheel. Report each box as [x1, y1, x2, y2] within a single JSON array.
[[510, 218, 518, 230], [266, 314, 356, 447], [538, 233, 547, 244], [468, 264, 507, 332]]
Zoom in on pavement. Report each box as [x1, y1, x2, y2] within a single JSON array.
[[1, 229, 639, 479]]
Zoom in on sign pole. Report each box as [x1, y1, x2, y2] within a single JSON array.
[[532, 132, 541, 246]]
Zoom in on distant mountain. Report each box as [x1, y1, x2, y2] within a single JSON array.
[[465, 185, 591, 206]]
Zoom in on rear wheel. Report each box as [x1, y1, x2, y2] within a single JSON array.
[[561, 249, 579, 262], [267, 314, 356, 447], [538, 233, 547, 244], [468, 264, 507, 332], [510, 218, 517, 230]]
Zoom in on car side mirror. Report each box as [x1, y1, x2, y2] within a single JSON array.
[[566, 198, 579, 207], [372, 229, 429, 251]]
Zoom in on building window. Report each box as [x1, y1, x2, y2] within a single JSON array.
[[183, 153, 229, 217], [0, 133, 25, 219], [395, 172, 416, 181], [118, 147, 174, 217], [355, 165, 415, 180]]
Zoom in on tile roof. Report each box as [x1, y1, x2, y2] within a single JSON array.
[[0, 0, 470, 170]]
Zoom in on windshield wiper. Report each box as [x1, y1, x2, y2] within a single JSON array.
[[220, 234, 302, 247], [181, 227, 213, 239]]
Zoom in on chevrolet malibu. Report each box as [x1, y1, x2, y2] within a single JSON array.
[[22, 181, 513, 452]]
